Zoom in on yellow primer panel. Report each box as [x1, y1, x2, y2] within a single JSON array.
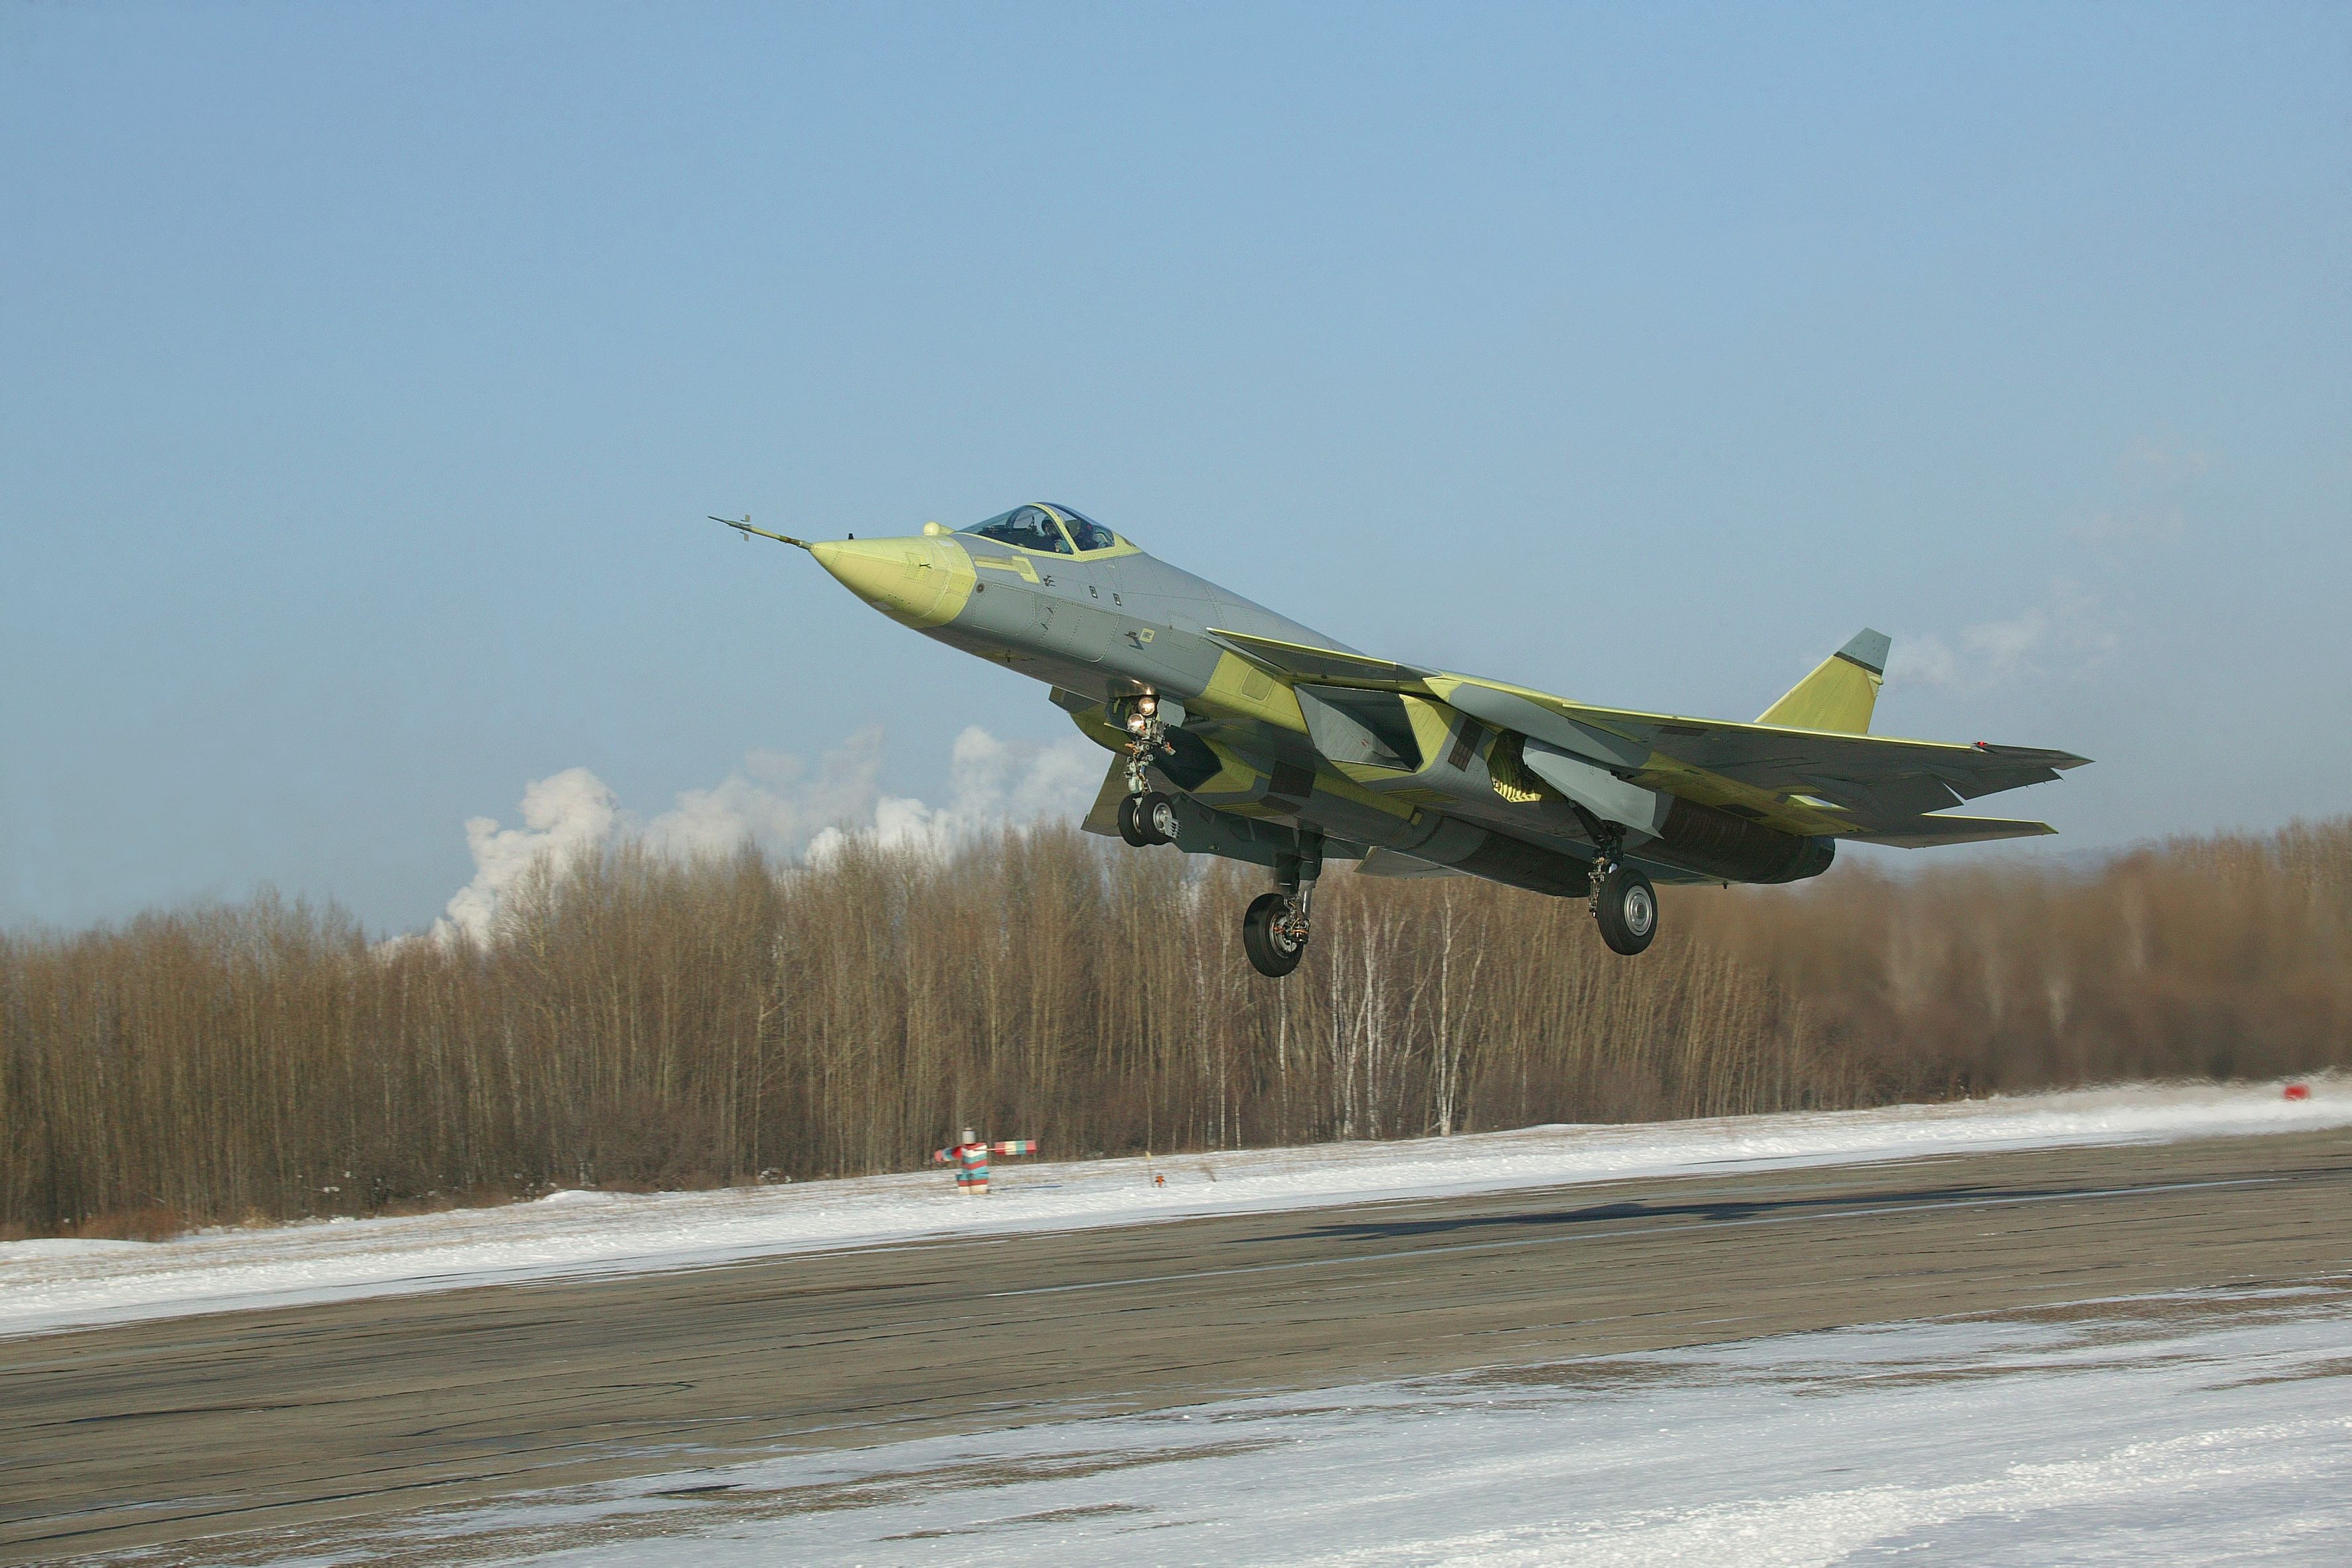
[[1194, 651, 1309, 734], [1398, 695, 1452, 769], [1187, 736, 1270, 800], [1757, 655, 1883, 734], [811, 536, 977, 629], [1632, 754, 1851, 836], [1310, 755, 1419, 815], [1298, 763, 1418, 821], [972, 553, 1041, 584]]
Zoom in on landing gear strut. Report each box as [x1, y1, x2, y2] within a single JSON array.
[[1570, 811, 1658, 957], [1114, 693, 1180, 847], [1244, 833, 1321, 977], [1589, 842, 1658, 957]]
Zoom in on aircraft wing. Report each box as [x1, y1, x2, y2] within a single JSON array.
[[1205, 629, 1435, 692], [1200, 629, 2088, 838]]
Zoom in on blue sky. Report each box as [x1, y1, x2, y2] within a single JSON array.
[[4, 2, 2347, 933]]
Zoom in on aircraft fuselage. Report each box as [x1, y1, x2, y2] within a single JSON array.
[[806, 520, 1802, 900], [738, 499, 2082, 973]]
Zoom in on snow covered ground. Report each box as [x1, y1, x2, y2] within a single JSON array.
[[169, 1279, 2352, 1567], [5, 1077, 2343, 1338]]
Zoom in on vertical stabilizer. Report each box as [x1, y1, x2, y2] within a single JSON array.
[[1757, 628, 1889, 734]]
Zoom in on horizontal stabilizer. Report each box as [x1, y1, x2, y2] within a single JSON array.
[[1847, 815, 2057, 848], [1429, 673, 2090, 804]]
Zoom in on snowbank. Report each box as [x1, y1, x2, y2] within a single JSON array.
[[2, 1077, 2343, 1338]]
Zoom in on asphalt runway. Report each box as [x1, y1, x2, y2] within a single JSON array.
[[5, 1128, 2347, 1562]]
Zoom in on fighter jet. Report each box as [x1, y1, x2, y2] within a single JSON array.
[[718, 503, 2087, 977]]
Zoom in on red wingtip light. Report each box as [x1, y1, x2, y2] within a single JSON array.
[[2284, 1083, 2311, 1101]]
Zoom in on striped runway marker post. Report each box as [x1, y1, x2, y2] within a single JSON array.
[[933, 1128, 1040, 1194]]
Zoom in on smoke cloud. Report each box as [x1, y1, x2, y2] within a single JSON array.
[[432, 726, 1103, 944]]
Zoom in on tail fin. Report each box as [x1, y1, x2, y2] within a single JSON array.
[[1757, 628, 1889, 734]]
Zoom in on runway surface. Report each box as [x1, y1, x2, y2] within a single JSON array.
[[5, 1127, 2347, 1562]]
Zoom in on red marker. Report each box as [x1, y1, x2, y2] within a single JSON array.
[[2284, 1083, 2311, 1101]]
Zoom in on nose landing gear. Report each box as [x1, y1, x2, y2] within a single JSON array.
[[1113, 693, 1182, 847], [1117, 790, 1180, 847], [1118, 692, 1173, 791]]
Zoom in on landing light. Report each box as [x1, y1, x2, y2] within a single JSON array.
[[1137, 693, 1158, 716], [1126, 714, 1148, 734]]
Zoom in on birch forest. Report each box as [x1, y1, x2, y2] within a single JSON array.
[[3, 817, 2347, 1239]]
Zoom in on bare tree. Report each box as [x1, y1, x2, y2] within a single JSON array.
[[3, 818, 2346, 1237]]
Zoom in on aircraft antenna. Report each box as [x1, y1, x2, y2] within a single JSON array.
[[708, 514, 815, 550]]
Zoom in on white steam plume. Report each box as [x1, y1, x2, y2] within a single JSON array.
[[431, 726, 1103, 945], [435, 767, 618, 947]]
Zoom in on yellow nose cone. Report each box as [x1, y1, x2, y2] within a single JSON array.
[[811, 536, 976, 629]]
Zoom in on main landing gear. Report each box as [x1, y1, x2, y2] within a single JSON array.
[[1243, 834, 1321, 978], [1589, 845, 1658, 957], [1568, 811, 1658, 957]]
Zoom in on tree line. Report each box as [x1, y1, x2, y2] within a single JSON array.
[[2, 817, 2345, 1238]]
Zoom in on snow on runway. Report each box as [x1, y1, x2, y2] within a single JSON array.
[[267, 1281, 2352, 1567], [3, 1077, 2343, 1338]]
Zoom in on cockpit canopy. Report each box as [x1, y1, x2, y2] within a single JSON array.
[[961, 503, 1119, 555]]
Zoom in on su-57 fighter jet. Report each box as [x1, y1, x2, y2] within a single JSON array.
[[718, 503, 2088, 977]]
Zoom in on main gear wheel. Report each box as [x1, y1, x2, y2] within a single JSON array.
[[1592, 862, 1658, 955], [1242, 890, 1310, 977]]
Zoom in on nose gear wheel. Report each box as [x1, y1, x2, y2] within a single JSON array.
[[1119, 790, 1179, 847]]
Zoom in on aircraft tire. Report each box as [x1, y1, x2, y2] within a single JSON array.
[[1593, 865, 1658, 956], [1243, 892, 1307, 977], [1137, 791, 1181, 846], [1116, 795, 1152, 848]]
